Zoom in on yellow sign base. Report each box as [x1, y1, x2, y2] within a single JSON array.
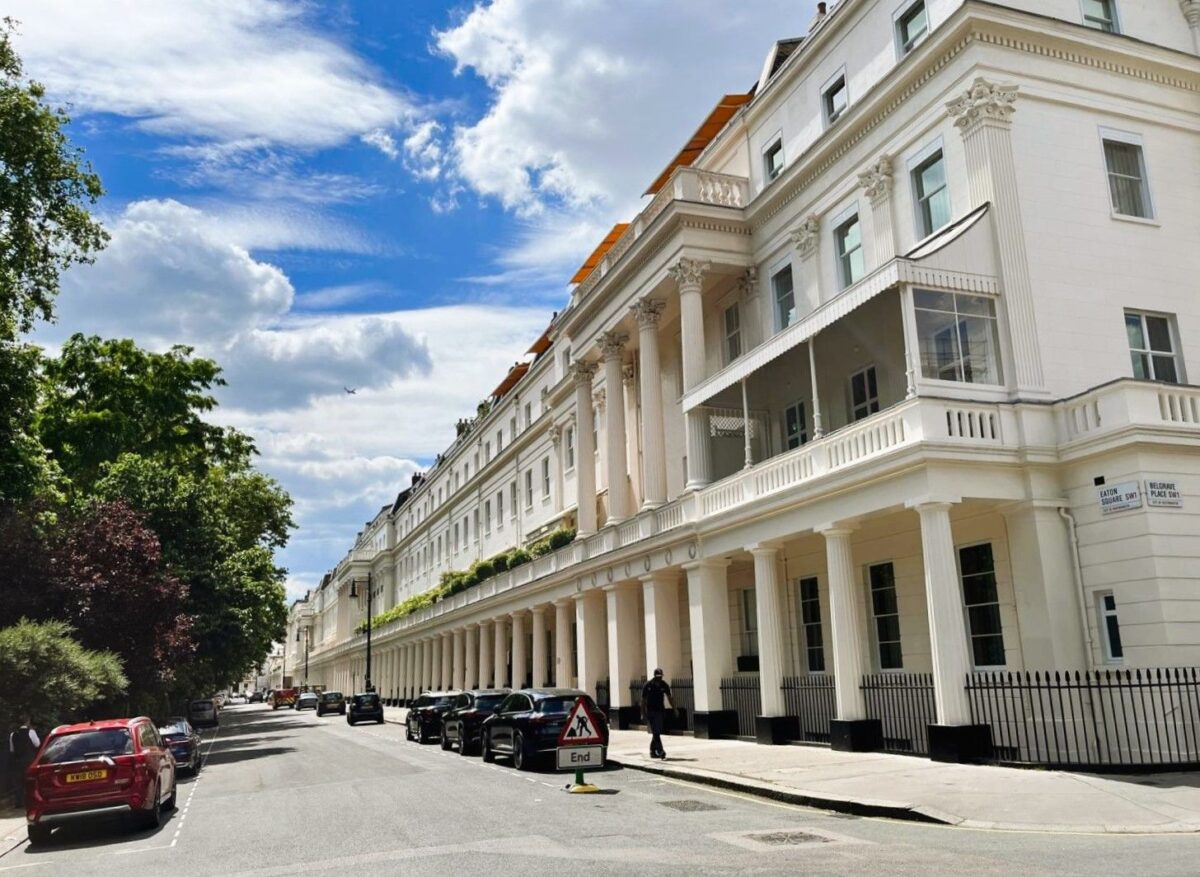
[[567, 782, 601, 794]]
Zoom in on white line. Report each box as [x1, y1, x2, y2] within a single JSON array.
[[0, 864, 48, 872], [113, 843, 174, 855]]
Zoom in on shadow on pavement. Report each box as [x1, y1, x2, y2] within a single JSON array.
[[17, 808, 177, 855], [203, 745, 296, 767]]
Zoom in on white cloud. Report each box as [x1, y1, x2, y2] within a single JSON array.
[[402, 120, 447, 181], [362, 129, 400, 160], [433, 0, 804, 218], [9, 0, 413, 152]]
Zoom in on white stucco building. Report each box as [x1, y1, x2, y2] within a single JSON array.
[[306, 0, 1200, 764]]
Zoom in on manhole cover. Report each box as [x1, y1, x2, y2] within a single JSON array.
[[660, 799, 723, 812], [748, 830, 831, 846]]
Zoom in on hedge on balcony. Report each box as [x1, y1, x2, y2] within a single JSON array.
[[359, 528, 576, 631]]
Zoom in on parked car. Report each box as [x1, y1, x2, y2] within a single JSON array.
[[24, 717, 177, 845], [405, 691, 459, 744], [346, 692, 384, 726], [481, 689, 608, 771], [187, 698, 219, 729], [157, 718, 202, 774], [295, 692, 319, 711], [316, 691, 346, 716], [440, 690, 509, 754], [248, 690, 264, 703]]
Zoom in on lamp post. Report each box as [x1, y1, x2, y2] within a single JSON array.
[[281, 628, 288, 689], [350, 571, 375, 692], [295, 627, 310, 688]]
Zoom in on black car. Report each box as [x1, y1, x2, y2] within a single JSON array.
[[248, 690, 264, 703], [440, 689, 509, 755], [405, 691, 459, 744], [159, 717, 202, 774], [347, 692, 384, 726], [317, 690, 346, 716], [481, 689, 608, 771]]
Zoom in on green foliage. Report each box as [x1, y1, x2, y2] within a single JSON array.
[[0, 619, 127, 732], [506, 547, 531, 568], [0, 338, 63, 503], [490, 552, 509, 573], [471, 558, 496, 581], [37, 335, 240, 491], [546, 527, 577, 550], [0, 20, 108, 337]]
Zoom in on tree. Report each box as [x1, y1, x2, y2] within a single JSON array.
[[0, 619, 127, 732], [94, 454, 291, 695], [37, 335, 239, 490], [52, 500, 193, 695], [0, 502, 56, 628], [0, 20, 107, 337], [0, 337, 62, 502]]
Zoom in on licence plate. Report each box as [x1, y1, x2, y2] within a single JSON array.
[[65, 769, 108, 783]]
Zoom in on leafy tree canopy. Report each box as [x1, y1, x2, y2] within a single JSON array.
[[0, 19, 107, 337], [37, 334, 254, 490], [0, 618, 127, 732]]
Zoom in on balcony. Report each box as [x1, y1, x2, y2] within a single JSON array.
[[571, 166, 750, 305]]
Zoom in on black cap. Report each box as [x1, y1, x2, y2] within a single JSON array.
[[653, 668, 664, 677]]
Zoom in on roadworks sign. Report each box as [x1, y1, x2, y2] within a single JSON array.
[[557, 697, 604, 746]]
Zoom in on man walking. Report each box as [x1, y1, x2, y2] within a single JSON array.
[[640, 669, 675, 760], [9, 718, 40, 808]]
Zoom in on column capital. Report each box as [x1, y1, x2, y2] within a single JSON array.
[[906, 498, 959, 514], [789, 214, 821, 259], [530, 604, 547, 617], [681, 557, 731, 572], [746, 540, 784, 556], [631, 297, 666, 327], [553, 598, 573, 608], [857, 154, 893, 206], [946, 77, 1018, 135], [639, 569, 680, 586], [548, 423, 562, 445], [667, 256, 710, 291], [597, 330, 629, 360], [735, 266, 758, 300], [621, 363, 637, 388], [593, 387, 606, 413], [508, 609, 526, 620], [1183, 0, 1200, 26], [570, 360, 597, 386]]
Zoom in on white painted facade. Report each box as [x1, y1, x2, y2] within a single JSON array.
[[304, 0, 1200, 753]]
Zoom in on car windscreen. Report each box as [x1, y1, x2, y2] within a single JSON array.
[[475, 695, 506, 710], [40, 729, 133, 764], [537, 696, 585, 715], [431, 696, 455, 707], [158, 725, 187, 737], [321, 693, 341, 702], [354, 695, 379, 706], [189, 702, 215, 714]]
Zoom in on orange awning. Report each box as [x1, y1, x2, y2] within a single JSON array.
[[527, 326, 552, 356], [570, 223, 630, 284], [644, 93, 753, 196], [490, 362, 530, 399]]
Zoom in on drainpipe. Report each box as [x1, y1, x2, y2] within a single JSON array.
[[1058, 506, 1095, 665]]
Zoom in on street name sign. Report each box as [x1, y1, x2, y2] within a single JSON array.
[[1146, 479, 1182, 508], [1097, 481, 1142, 514]]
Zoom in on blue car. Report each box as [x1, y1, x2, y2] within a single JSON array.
[[159, 717, 202, 774]]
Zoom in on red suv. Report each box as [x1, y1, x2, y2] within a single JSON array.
[[24, 717, 177, 845]]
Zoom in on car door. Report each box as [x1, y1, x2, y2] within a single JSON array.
[[494, 694, 530, 752], [139, 723, 171, 800], [451, 694, 470, 741]]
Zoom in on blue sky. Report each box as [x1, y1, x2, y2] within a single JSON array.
[[12, 0, 810, 598]]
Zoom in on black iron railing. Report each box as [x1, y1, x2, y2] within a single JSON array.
[[968, 668, 1200, 770], [670, 678, 695, 732], [721, 675, 761, 737], [630, 677, 647, 711], [595, 677, 610, 712], [862, 673, 936, 755], [781, 675, 835, 743]]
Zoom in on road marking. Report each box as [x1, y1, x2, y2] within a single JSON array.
[[0, 863, 47, 872]]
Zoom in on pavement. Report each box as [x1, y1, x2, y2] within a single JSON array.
[[386, 706, 1200, 835]]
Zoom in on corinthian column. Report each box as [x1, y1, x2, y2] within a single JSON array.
[[858, 155, 896, 266], [571, 361, 599, 534], [669, 257, 712, 490], [946, 78, 1045, 396], [598, 330, 630, 523], [631, 298, 667, 508]]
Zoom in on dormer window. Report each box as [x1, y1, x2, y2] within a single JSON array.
[[1081, 0, 1119, 33], [896, 1, 928, 55], [822, 72, 848, 127], [764, 138, 785, 183]]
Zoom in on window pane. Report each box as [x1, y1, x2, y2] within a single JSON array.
[[1105, 614, 1124, 658], [968, 604, 1003, 636], [879, 641, 903, 670], [872, 585, 898, 617], [972, 634, 1006, 667], [900, 2, 928, 48], [915, 289, 954, 311], [1152, 355, 1178, 384], [875, 614, 901, 643], [1146, 316, 1173, 353], [959, 543, 994, 576], [1130, 351, 1150, 379], [1104, 141, 1147, 217]]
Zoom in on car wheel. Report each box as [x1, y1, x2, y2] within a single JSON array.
[[513, 732, 532, 771], [138, 784, 163, 831], [27, 823, 52, 846], [163, 780, 177, 811], [347, 717, 355, 726], [481, 730, 495, 763], [405, 722, 413, 741], [417, 724, 427, 745], [459, 730, 474, 757], [440, 730, 452, 751]]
